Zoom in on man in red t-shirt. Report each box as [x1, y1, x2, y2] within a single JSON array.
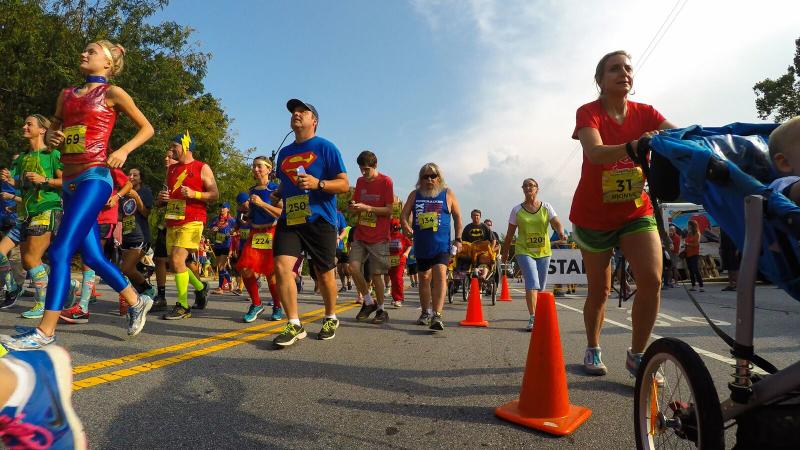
[[348, 150, 394, 324], [156, 132, 218, 320]]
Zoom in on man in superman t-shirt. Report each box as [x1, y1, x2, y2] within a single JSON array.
[[272, 98, 349, 347]]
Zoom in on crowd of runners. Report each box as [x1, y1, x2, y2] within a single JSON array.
[[0, 40, 740, 449]]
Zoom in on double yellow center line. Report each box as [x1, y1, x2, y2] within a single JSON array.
[[72, 303, 358, 391]]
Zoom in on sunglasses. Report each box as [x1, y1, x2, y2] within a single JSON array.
[[421, 173, 439, 180]]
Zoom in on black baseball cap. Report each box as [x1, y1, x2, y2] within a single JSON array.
[[286, 99, 318, 120]]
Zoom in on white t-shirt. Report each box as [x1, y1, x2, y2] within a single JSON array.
[[508, 201, 557, 225]]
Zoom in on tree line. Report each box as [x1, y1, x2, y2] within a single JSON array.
[[0, 0, 253, 207]]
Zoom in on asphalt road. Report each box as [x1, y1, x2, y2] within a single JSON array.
[[1, 276, 798, 449]]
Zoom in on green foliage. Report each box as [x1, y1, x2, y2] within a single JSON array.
[[0, 0, 251, 209], [336, 187, 356, 225], [754, 36, 800, 122]]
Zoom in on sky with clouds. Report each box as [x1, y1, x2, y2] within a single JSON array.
[[151, 0, 799, 233]]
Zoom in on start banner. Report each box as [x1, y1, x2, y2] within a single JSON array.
[[547, 249, 587, 284]]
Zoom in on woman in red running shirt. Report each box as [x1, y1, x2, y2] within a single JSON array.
[[570, 50, 676, 377]]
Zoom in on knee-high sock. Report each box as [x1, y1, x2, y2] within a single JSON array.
[[0, 254, 15, 293], [28, 265, 48, 305], [223, 270, 231, 285], [175, 271, 189, 308], [244, 276, 260, 306], [187, 270, 204, 291], [218, 271, 225, 288], [268, 281, 281, 308], [78, 270, 95, 311]]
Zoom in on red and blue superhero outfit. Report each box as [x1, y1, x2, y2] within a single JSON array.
[[45, 85, 130, 311]]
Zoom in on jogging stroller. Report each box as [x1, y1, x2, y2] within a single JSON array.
[[630, 123, 800, 449]]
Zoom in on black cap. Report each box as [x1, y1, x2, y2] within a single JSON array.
[[286, 99, 319, 121]]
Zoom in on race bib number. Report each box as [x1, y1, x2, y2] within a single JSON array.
[[601, 167, 644, 204], [122, 215, 136, 235], [417, 212, 438, 231], [359, 211, 377, 228], [286, 194, 311, 226], [239, 228, 250, 240], [165, 200, 186, 220], [390, 255, 400, 267], [251, 232, 273, 250], [214, 232, 226, 244], [525, 233, 546, 249], [63, 125, 87, 154], [30, 211, 50, 227]]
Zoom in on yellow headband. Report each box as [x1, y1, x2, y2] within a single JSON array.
[[97, 43, 113, 62]]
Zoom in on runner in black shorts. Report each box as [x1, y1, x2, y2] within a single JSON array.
[[272, 99, 349, 347]]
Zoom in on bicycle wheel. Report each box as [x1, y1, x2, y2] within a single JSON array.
[[490, 279, 496, 305], [447, 281, 453, 303], [462, 276, 469, 302], [634, 337, 724, 450]]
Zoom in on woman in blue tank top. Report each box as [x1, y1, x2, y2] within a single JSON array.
[[400, 163, 463, 332]]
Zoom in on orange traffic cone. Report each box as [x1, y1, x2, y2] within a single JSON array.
[[495, 291, 591, 436], [460, 276, 488, 327], [498, 273, 512, 302]]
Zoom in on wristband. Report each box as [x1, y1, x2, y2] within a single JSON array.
[[625, 141, 637, 163], [194, 191, 202, 200]]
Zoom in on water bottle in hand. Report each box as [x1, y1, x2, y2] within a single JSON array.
[[296, 166, 309, 193]]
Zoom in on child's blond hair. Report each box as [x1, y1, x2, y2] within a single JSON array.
[[769, 116, 800, 161]]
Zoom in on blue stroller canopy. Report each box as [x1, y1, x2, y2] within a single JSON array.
[[647, 123, 800, 301]]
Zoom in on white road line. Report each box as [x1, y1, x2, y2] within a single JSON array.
[[512, 288, 767, 375]]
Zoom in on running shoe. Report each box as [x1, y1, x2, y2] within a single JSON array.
[[338, 286, 346, 293], [355, 303, 377, 322], [429, 312, 444, 331], [0, 285, 23, 309], [127, 295, 153, 336], [150, 294, 168, 313], [626, 348, 665, 385], [0, 328, 55, 351], [384, 288, 390, 297], [162, 303, 191, 321], [525, 315, 535, 332], [347, 282, 352, 290], [416, 311, 431, 326], [269, 306, 284, 321], [273, 323, 306, 347], [372, 309, 388, 324], [211, 288, 226, 295], [21, 302, 44, 319], [193, 282, 210, 309], [318, 318, 339, 340], [232, 288, 243, 296], [688, 287, 697, 292], [583, 347, 608, 376], [391, 300, 402, 308], [243, 304, 264, 323], [0, 346, 87, 450], [699, 287, 705, 292], [59, 305, 89, 324]]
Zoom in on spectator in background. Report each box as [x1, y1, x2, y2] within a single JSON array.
[[719, 229, 738, 292], [684, 219, 704, 292]]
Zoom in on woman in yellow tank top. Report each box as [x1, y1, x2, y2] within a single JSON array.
[[501, 178, 566, 331]]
